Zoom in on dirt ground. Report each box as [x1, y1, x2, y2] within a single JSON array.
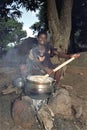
[[61, 66, 87, 100], [0, 65, 87, 130]]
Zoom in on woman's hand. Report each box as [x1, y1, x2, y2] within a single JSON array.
[[70, 53, 80, 59], [45, 68, 54, 75]]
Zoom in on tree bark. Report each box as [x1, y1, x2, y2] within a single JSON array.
[[47, 0, 73, 51]]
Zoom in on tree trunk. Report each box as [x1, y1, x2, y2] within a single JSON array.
[[47, 0, 73, 51]]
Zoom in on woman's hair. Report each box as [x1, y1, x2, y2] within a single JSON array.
[[37, 30, 47, 38]]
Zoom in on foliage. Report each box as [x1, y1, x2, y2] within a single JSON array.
[[0, 18, 27, 53], [0, 0, 44, 19], [70, 0, 87, 52], [30, 1, 48, 33]]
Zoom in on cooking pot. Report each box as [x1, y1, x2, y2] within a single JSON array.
[[13, 77, 25, 88], [24, 75, 55, 99], [24, 58, 76, 99]]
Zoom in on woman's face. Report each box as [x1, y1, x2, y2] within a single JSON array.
[[38, 34, 47, 45]]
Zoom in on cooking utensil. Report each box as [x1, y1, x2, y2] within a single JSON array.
[[13, 77, 25, 88], [24, 75, 55, 99], [44, 57, 75, 77], [24, 57, 75, 99]]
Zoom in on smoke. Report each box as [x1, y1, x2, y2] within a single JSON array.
[[2, 48, 21, 67], [1, 37, 37, 66]]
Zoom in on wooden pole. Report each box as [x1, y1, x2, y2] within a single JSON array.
[[44, 57, 75, 77]]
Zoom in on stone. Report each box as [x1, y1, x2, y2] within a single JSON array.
[[71, 96, 83, 118], [38, 104, 54, 130], [12, 97, 36, 129], [48, 88, 72, 118], [72, 105, 83, 119]]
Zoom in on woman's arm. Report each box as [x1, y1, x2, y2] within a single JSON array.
[[54, 50, 80, 59], [56, 51, 70, 59]]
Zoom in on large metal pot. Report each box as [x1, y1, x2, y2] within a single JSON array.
[[24, 75, 55, 99]]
